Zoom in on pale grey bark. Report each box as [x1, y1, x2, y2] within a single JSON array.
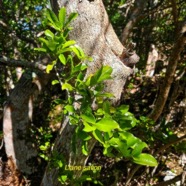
[[3, 72, 50, 174]]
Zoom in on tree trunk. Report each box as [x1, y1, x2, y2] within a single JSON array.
[[149, 24, 186, 121], [121, 0, 147, 45], [41, 0, 137, 185], [3, 71, 50, 174]]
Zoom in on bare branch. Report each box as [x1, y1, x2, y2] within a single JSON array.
[[0, 56, 47, 71], [153, 174, 182, 186]]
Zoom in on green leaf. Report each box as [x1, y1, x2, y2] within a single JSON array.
[[46, 8, 61, 30], [58, 175, 68, 184], [103, 101, 111, 114], [64, 12, 78, 28], [90, 66, 113, 86], [45, 29, 54, 39], [46, 60, 56, 73], [70, 45, 85, 59], [59, 54, 66, 65], [92, 130, 104, 144], [34, 47, 47, 52], [85, 74, 93, 86], [82, 141, 89, 155], [62, 83, 74, 91], [104, 132, 113, 141], [52, 80, 59, 85], [39, 38, 57, 51], [119, 131, 138, 147], [65, 105, 75, 113], [63, 40, 76, 49], [77, 130, 92, 141], [58, 7, 66, 28], [81, 112, 96, 124], [83, 121, 96, 132], [133, 153, 158, 167], [132, 142, 147, 156], [95, 92, 114, 98], [96, 66, 112, 83], [117, 105, 129, 114], [94, 117, 119, 132]]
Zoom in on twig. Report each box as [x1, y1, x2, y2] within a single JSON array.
[[125, 165, 141, 185], [153, 174, 181, 186], [0, 139, 3, 150], [154, 134, 186, 156]]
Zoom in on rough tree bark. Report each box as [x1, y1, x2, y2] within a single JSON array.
[[41, 0, 138, 185]]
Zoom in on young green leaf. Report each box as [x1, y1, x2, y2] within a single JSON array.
[[59, 54, 66, 65], [46, 8, 61, 30], [92, 130, 104, 144], [64, 12, 78, 28], [81, 112, 96, 124], [133, 153, 158, 167], [52, 80, 59, 85], [62, 83, 74, 91], [132, 141, 147, 156], [97, 66, 112, 83], [82, 141, 89, 155], [46, 60, 56, 73], [45, 29, 54, 39], [65, 105, 75, 113], [70, 45, 85, 59], [63, 40, 76, 49], [94, 117, 119, 132], [83, 121, 96, 132], [34, 47, 47, 52], [58, 7, 66, 28]]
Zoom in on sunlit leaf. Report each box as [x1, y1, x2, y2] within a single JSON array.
[[81, 112, 96, 124], [94, 117, 119, 132], [62, 83, 74, 91], [52, 80, 59, 85], [46, 60, 56, 73], [64, 12, 78, 28], [58, 7, 66, 28], [45, 29, 54, 39], [133, 153, 158, 167], [59, 54, 66, 65]]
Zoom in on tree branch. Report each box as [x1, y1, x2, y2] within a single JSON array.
[[148, 23, 186, 121], [0, 56, 47, 71], [153, 174, 182, 186]]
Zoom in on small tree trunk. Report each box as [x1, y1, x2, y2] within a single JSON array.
[[149, 24, 186, 121], [121, 0, 147, 45], [3, 72, 50, 174]]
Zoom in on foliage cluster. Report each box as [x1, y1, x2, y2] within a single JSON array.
[[35, 7, 157, 185]]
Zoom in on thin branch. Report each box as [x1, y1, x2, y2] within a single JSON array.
[[153, 174, 181, 186], [154, 134, 186, 156], [0, 56, 47, 71]]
